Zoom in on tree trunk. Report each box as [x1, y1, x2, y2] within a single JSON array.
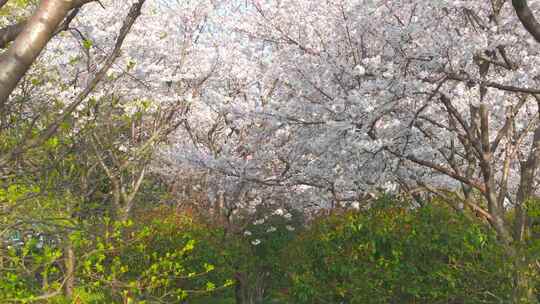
[[235, 272, 247, 304], [117, 205, 131, 222], [234, 271, 266, 304], [0, 0, 73, 105], [511, 118, 540, 303], [513, 258, 537, 304], [64, 239, 75, 298]]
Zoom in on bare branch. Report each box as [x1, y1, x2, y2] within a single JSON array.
[[491, 96, 527, 152], [448, 73, 540, 94], [404, 154, 486, 193]]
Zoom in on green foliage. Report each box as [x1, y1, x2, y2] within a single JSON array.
[[0, 98, 523, 303], [48, 287, 107, 304], [242, 206, 304, 299], [282, 197, 513, 303], [77, 208, 233, 303], [82, 39, 93, 50], [0, 236, 64, 302], [184, 206, 305, 303]]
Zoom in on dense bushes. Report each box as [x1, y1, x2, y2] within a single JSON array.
[[75, 208, 234, 303], [0, 205, 233, 303], [1, 197, 526, 303], [282, 198, 513, 303]]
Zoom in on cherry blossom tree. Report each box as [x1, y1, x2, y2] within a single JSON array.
[[158, 1, 540, 301], [5, 0, 540, 302]]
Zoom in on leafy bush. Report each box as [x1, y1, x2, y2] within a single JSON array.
[[282, 197, 513, 303], [77, 207, 234, 303]]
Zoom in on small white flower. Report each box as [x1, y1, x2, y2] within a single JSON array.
[[273, 208, 284, 216], [286, 225, 295, 231], [118, 144, 128, 152], [253, 218, 265, 225], [354, 65, 366, 76], [266, 226, 276, 233], [251, 239, 261, 246], [244, 230, 252, 236]]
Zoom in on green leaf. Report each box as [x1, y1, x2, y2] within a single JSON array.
[[82, 39, 93, 50]]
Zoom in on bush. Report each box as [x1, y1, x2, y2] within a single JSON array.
[[77, 207, 234, 303], [282, 197, 513, 303]]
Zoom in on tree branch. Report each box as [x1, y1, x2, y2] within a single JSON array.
[[0, 0, 8, 10], [448, 73, 540, 94], [0, 1, 96, 50], [512, 0, 540, 42], [404, 154, 486, 193]]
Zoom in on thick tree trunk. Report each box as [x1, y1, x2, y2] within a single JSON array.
[[0, 0, 73, 105]]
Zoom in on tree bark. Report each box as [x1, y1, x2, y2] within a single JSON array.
[[512, 255, 538, 304], [513, 0, 540, 42], [235, 272, 246, 304], [64, 240, 75, 298], [234, 271, 266, 304], [510, 114, 540, 303], [514, 125, 540, 242], [0, 0, 73, 106], [0, 1, 90, 50]]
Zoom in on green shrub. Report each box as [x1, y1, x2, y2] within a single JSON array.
[[282, 197, 513, 303]]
